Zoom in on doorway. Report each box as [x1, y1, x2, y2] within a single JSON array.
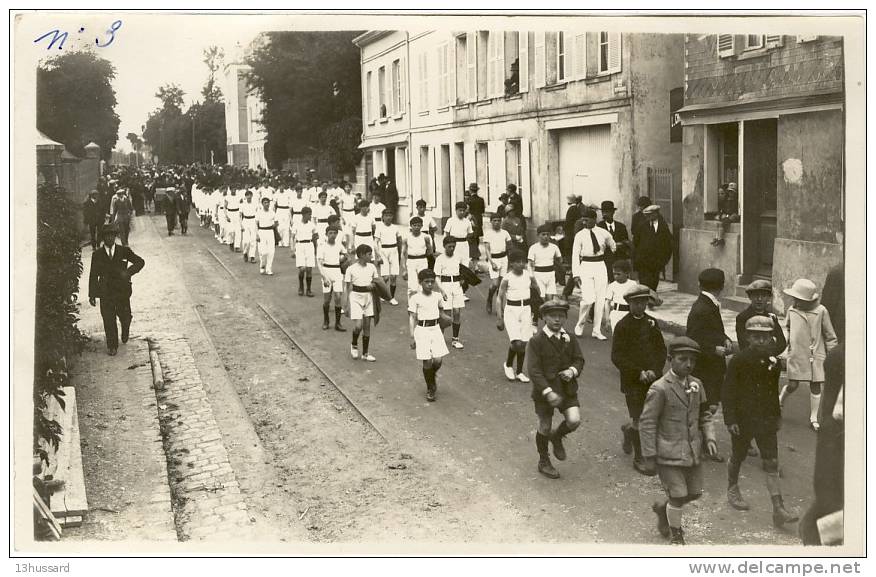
[[742, 119, 778, 279]]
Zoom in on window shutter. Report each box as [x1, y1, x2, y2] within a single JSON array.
[[422, 52, 429, 111], [487, 33, 496, 99], [467, 32, 477, 102], [717, 34, 735, 58], [765, 34, 783, 48], [436, 46, 445, 107], [463, 141, 477, 201], [572, 32, 587, 79], [448, 43, 456, 107], [399, 57, 406, 113], [519, 31, 529, 92], [487, 141, 506, 207], [534, 32, 546, 88], [495, 32, 505, 97], [427, 146, 436, 207], [562, 31, 572, 81], [607, 32, 621, 73], [797, 35, 818, 43], [520, 138, 531, 218]]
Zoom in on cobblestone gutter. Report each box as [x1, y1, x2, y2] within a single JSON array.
[[147, 333, 254, 541]]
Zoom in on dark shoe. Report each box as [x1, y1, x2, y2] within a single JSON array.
[[334, 323, 346, 332], [298, 287, 304, 296], [244, 254, 248, 262], [322, 322, 330, 330], [306, 290, 315, 298], [634, 458, 656, 476], [250, 257, 256, 263], [652, 501, 670, 538], [486, 300, 493, 314], [748, 444, 759, 457], [669, 526, 686, 545], [426, 390, 436, 402], [538, 458, 560, 479], [727, 484, 750, 511], [551, 434, 567, 461], [771, 496, 799, 527], [108, 347, 117, 356], [621, 424, 633, 455]]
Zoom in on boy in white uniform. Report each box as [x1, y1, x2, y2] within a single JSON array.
[[402, 216, 434, 297], [273, 185, 293, 247], [443, 202, 473, 268], [349, 201, 375, 253], [369, 192, 387, 225], [291, 206, 318, 296], [408, 268, 449, 402], [374, 209, 401, 305], [497, 250, 540, 382], [528, 223, 563, 300], [312, 190, 335, 243], [482, 213, 511, 314], [215, 189, 226, 241], [290, 184, 308, 228], [434, 236, 466, 350], [239, 190, 259, 264], [338, 182, 358, 231], [255, 197, 278, 275], [344, 244, 379, 362], [604, 259, 637, 333], [224, 189, 240, 250], [317, 225, 347, 331]]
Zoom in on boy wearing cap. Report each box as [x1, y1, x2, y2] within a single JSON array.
[[401, 216, 434, 297], [317, 225, 347, 331], [291, 206, 317, 292], [611, 284, 666, 475], [374, 209, 402, 305], [639, 336, 718, 545], [604, 259, 637, 333], [482, 213, 512, 314], [722, 316, 799, 527], [528, 224, 563, 301], [736, 280, 786, 353], [434, 235, 466, 350], [255, 196, 278, 275], [686, 267, 734, 462], [408, 268, 450, 402], [444, 202, 475, 269], [497, 250, 541, 382], [526, 299, 584, 479]]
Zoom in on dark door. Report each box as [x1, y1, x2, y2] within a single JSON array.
[[742, 119, 778, 278], [386, 147, 396, 183]]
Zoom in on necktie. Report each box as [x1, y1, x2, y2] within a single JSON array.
[[608, 223, 613, 234], [590, 229, 600, 255]]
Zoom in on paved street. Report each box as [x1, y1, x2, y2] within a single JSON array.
[[140, 213, 818, 545]]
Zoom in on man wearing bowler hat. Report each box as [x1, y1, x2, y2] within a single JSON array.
[[633, 204, 673, 291], [597, 200, 631, 276], [88, 224, 146, 356], [466, 183, 486, 264]]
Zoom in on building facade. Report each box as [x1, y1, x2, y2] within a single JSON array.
[[355, 30, 685, 270], [223, 59, 251, 167], [246, 87, 268, 170], [676, 34, 844, 310]]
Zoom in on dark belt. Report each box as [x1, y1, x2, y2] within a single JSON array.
[[579, 255, 604, 262], [439, 275, 461, 282], [258, 226, 273, 230], [317, 218, 329, 223], [612, 303, 630, 311], [447, 236, 466, 243], [323, 263, 341, 268], [227, 208, 239, 212], [342, 208, 355, 212], [355, 232, 372, 237], [297, 239, 312, 243], [242, 215, 255, 219], [534, 265, 555, 272], [417, 319, 439, 327], [352, 285, 371, 293], [276, 205, 289, 209], [291, 211, 300, 215], [490, 252, 507, 259], [381, 243, 397, 249], [507, 299, 531, 307], [408, 254, 427, 259]]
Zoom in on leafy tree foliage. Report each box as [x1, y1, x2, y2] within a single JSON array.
[[246, 31, 364, 171], [37, 50, 120, 160]]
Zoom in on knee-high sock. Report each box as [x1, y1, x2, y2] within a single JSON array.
[[553, 419, 572, 439], [390, 283, 396, 298], [506, 348, 516, 367], [334, 307, 342, 325], [516, 348, 526, 374], [323, 302, 330, 324], [452, 323, 460, 339], [306, 274, 312, 291], [810, 392, 822, 423], [362, 336, 370, 354], [298, 269, 305, 287], [535, 432, 550, 458], [665, 503, 683, 528]]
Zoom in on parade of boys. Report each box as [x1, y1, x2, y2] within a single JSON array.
[[87, 162, 841, 546]]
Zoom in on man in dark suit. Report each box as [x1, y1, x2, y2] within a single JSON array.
[[88, 224, 146, 355], [82, 190, 104, 250], [466, 183, 486, 264], [633, 205, 673, 291], [176, 189, 192, 235], [630, 195, 652, 248], [685, 267, 733, 462], [597, 200, 631, 276]]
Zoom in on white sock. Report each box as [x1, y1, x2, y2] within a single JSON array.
[[779, 384, 791, 406], [666, 503, 683, 528], [810, 392, 822, 424]]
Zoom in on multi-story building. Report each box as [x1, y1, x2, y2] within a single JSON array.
[[355, 29, 684, 265], [223, 55, 251, 167], [676, 34, 844, 309], [246, 87, 268, 169]]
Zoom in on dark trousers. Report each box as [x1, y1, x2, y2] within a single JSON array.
[[88, 224, 100, 248], [178, 211, 189, 234], [165, 212, 177, 233], [100, 296, 132, 350], [730, 421, 779, 462], [636, 266, 661, 290], [117, 219, 131, 246]]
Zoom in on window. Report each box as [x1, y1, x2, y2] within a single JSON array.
[[598, 32, 609, 72], [475, 142, 489, 197], [419, 146, 433, 206], [378, 66, 387, 118], [502, 32, 521, 96], [391, 59, 404, 115], [704, 122, 739, 219], [437, 42, 451, 107], [418, 51, 429, 112], [455, 34, 468, 103], [717, 34, 735, 58], [598, 32, 621, 74], [556, 32, 567, 82], [745, 35, 764, 50], [477, 32, 489, 100], [366, 70, 374, 121], [506, 140, 522, 190]]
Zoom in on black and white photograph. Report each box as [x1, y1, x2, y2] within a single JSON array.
[[10, 9, 866, 564]]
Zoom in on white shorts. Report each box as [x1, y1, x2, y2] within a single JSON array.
[[406, 257, 429, 293], [453, 240, 470, 264], [321, 267, 344, 294], [414, 324, 449, 360], [440, 282, 465, 310], [503, 303, 534, 342], [609, 309, 629, 333], [349, 290, 374, 320], [489, 256, 508, 280], [534, 270, 558, 297], [295, 242, 316, 267], [378, 247, 400, 276]]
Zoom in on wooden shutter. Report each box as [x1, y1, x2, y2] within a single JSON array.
[[422, 52, 429, 111], [572, 32, 587, 79], [520, 138, 531, 218], [534, 32, 546, 88], [427, 146, 436, 207], [487, 33, 496, 98], [399, 57, 406, 113], [607, 32, 621, 73], [495, 32, 505, 97], [448, 42, 456, 107], [518, 31, 529, 92], [487, 141, 506, 207], [717, 34, 735, 58], [463, 141, 477, 201], [562, 31, 572, 81], [437, 45, 446, 106], [467, 32, 477, 102], [765, 35, 783, 48]]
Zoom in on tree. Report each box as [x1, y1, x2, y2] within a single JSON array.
[[37, 50, 120, 160], [246, 31, 363, 170], [155, 83, 185, 113], [202, 46, 224, 103]]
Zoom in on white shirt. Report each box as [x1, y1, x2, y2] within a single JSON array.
[[338, 192, 358, 212], [444, 216, 473, 240], [344, 262, 378, 287], [369, 202, 387, 222], [351, 214, 373, 236], [104, 244, 115, 259], [571, 226, 616, 279], [292, 220, 317, 242], [405, 231, 429, 257], [374, 222, 399, 247], [415, 211, 437, 234], [290, 194, 308, 215], [273, 189, 292, 210], [240, 200, 258, 219], [606, 280, 637, 308], [317, 241, 345, 266], [312, 203, 335, 224], [505, 269, 532, 300], [434, 253, 461, 278], [255, 210, 276, 228], [483, 228, 511, 256], [528, 242, 562, 268], [408, 290, 443, 321]]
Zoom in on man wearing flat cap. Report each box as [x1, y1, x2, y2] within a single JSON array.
[[633, 204, 673, 291], [88, 224, 146, 356]]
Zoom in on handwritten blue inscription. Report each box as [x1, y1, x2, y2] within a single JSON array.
[[34, 20, 122, 51]]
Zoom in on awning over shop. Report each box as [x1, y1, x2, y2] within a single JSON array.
[[676, 90, 843, 125], [357, 132, 410, 150]]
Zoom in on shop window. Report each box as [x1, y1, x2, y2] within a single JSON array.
[[704, 122, 740, 222]]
